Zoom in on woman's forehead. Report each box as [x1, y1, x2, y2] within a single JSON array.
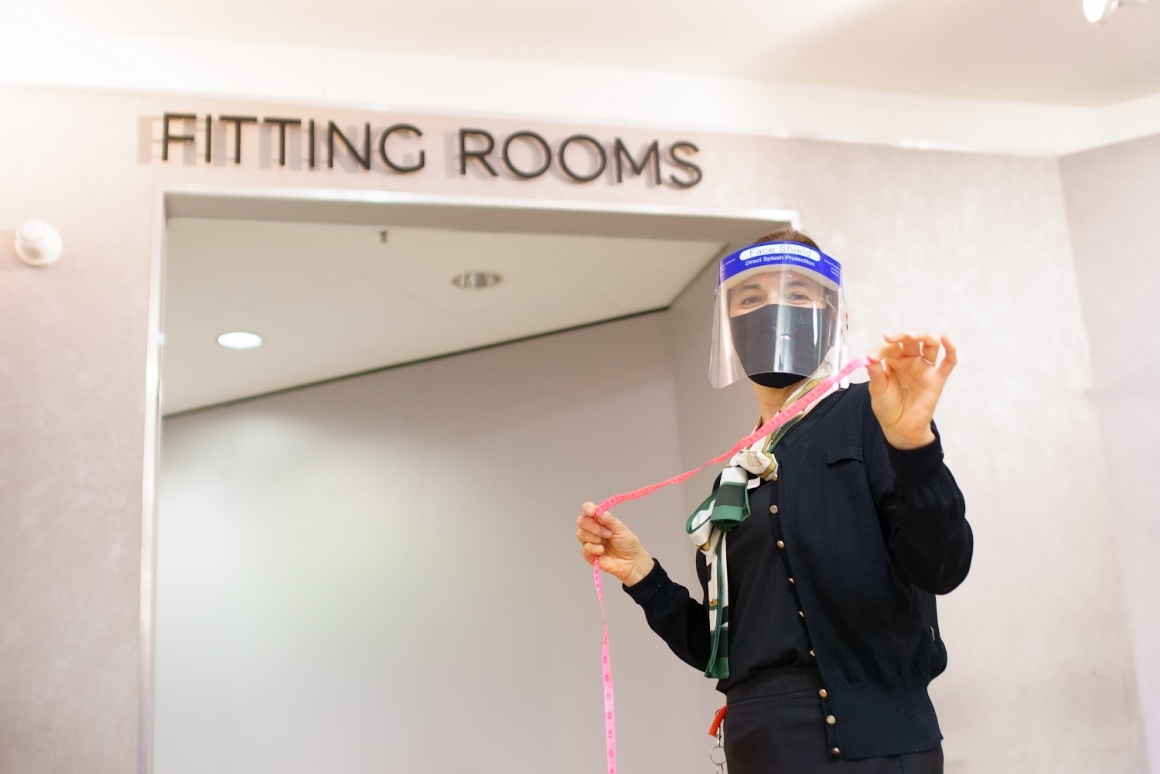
[[729, 268, 819, 288]]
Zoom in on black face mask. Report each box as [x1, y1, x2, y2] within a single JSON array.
[[730, 304, 836, 389]]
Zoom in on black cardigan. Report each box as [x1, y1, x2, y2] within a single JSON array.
[[624, 381, 972, 759]]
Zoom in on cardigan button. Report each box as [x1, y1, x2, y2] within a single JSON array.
[[809, 650, 816, 658], [831, 747, 841, 758], [826, 715, 837, 725], [818, 688, 828, 698], [788, 577, 795, 585], [769, 505, 779, 514], [776, 540, 785, 549], [798, 610, 805, 619]]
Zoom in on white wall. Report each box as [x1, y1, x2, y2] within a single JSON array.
[[1060, 134, 1160, 773], [662, 140, 1150, 773], [0, 82, 1153, 774], [157, 136, 1151, 774], [157, 314, 706, 774]]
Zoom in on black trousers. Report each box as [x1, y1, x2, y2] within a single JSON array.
[[722, 670, 944, 774]]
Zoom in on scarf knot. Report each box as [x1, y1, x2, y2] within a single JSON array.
[[683, 377, 827, 679]]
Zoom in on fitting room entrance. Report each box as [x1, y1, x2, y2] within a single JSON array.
[[144, 189, 791, 774]]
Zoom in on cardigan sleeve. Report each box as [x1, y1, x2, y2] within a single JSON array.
[[622, 558, 713, 671], [863, 393, 973, 595]]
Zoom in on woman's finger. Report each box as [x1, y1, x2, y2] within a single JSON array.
[[582, 501, 621, 524], [595, 509, 626, 533], [902, 333, 941, 363], [878, 332, 946, 368], [897, 334, 923, 358], [577, 514, 612, 539], [576, 527, 610, 547], [937, 335, 958, 378], [577, 527, 606, 547], [865, 357, 889, 397], [871, 338, 900, 365]]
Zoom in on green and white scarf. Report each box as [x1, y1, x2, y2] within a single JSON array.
[[684, 379, 825, 679]]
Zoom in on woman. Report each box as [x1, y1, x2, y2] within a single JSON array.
[[576, 228, 971, 773]]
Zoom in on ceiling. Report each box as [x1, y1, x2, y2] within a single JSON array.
[[4, 0, 1160, 106], [161, 199, 786, 414]]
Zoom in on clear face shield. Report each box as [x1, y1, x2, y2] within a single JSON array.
[[709, 241, 845, 389]]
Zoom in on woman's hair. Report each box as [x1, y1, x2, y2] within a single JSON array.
[[750, 227, 820, 251]]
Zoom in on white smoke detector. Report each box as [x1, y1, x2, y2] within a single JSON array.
[[14, 219, 63, 267]]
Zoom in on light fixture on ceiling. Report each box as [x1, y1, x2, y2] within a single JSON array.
[[451, 271, 502, 289], [1084, 0, 1146, 23], [216, 331, 264, 350], [14, 218, 63, 267]]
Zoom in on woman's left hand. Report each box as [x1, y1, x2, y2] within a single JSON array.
[[867, 332, 958, 450]]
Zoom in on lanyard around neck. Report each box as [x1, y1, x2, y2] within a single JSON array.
[[590, 355, 874, 774]]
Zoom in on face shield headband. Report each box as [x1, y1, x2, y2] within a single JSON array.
[[709, 241, 845, 389]]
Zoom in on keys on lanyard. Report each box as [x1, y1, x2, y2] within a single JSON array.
[[708, 705, 728, 774]]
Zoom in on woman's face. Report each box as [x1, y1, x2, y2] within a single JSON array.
[[727, 269, 828, 318]]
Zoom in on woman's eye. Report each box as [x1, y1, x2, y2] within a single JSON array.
[[738, 295, 762, 307]]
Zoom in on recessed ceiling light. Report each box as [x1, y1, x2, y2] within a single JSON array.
[[451, 271, 502, 289], [216, 331, 264, 350]]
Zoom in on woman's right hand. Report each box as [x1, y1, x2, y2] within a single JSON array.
[[576, 502, 654, 586]]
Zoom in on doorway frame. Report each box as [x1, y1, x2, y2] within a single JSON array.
[[139, 183, 797, 774]]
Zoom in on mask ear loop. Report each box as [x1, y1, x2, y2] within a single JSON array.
[[832, 291, 851, 389], [801, 300, 845, 388], [836, 311, 851, 388]]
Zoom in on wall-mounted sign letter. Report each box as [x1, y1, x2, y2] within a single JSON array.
[[328, 122, 372, 170], [614, 139, 660, 185], [220, 116, 258, 164], [378, 124, 426, 173], [558, 135, 607, 183], [667, 141, 702, 189], [502, 131, 552, 180], [459, 129, 499, 177], [162, 113, 196, 161], [264, 117, 302, 167]]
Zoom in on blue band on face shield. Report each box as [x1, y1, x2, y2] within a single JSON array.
[[719, 241, 842, 288]]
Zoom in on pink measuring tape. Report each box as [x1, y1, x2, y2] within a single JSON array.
[[590, 355, 873, 774]]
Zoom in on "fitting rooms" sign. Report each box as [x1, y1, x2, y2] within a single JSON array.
[[158, 113, 703, 189]]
